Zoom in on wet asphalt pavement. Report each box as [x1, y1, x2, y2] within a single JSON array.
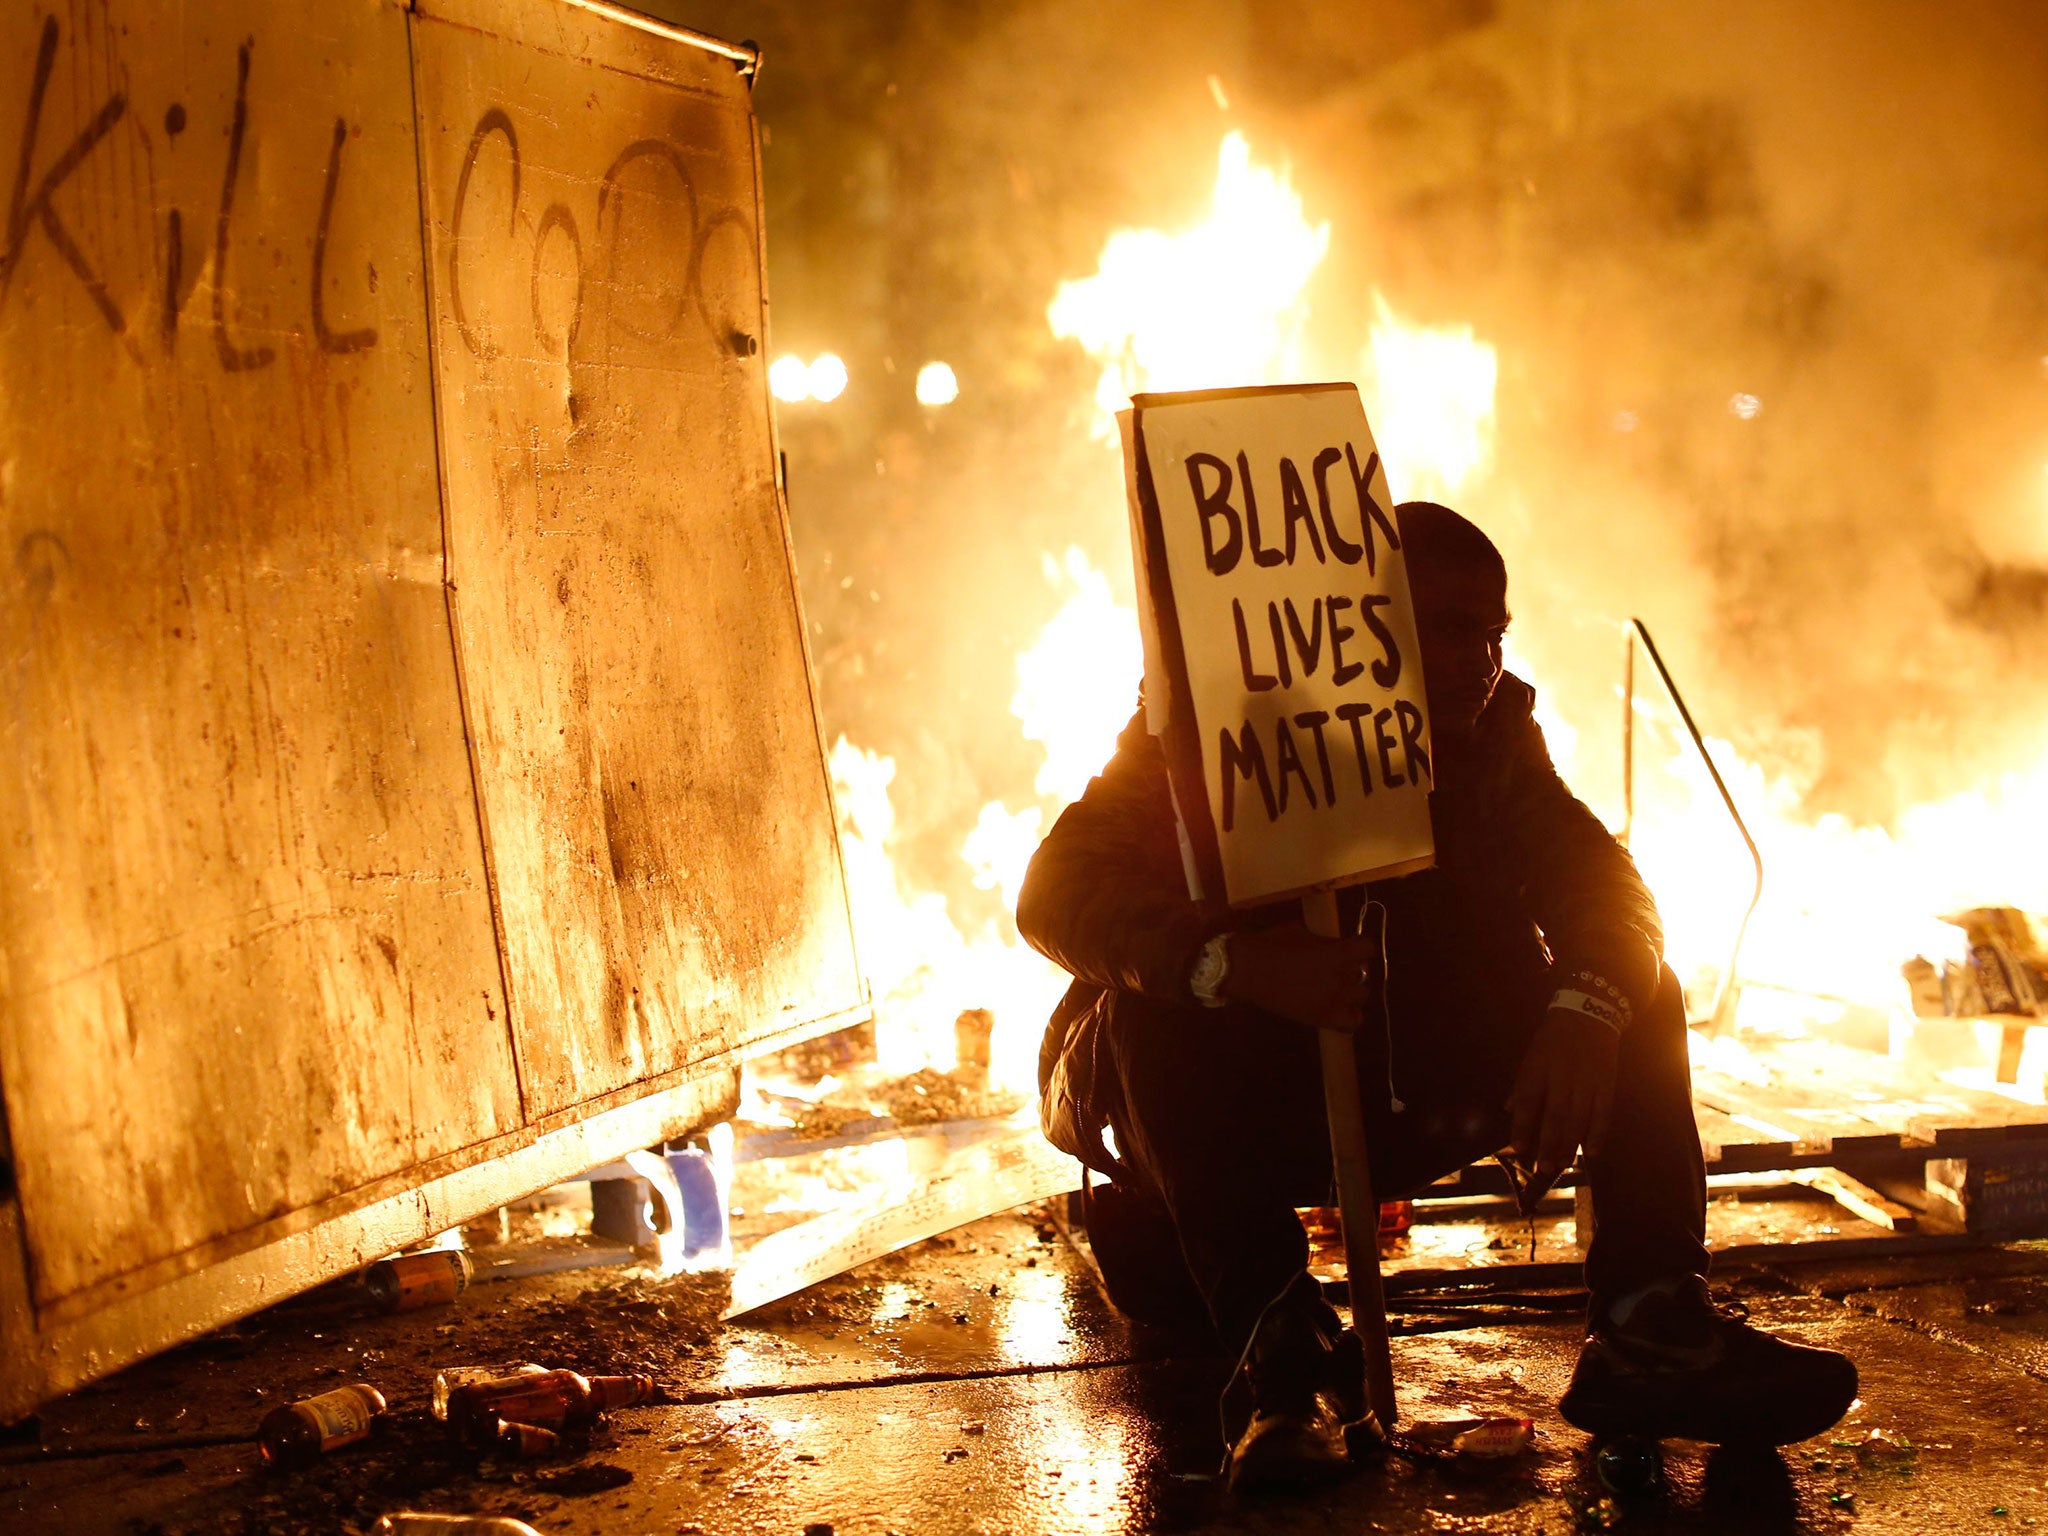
[[9, 1210, 2048, 1535]]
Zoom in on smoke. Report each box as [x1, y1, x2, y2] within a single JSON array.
[[651, 0, 2048, 904], [1293, 0, 2048, 830]]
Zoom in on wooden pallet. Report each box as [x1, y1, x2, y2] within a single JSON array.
[[1411, 1034, 2048, 1241], [1690, 1034, 2048, 1171]]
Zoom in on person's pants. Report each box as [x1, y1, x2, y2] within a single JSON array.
[[1102, 917, 1708, 1352]]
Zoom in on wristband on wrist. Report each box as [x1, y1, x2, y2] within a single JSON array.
[[1549, 988, 1628, 1035], [1189, 933, 1231, 1008], [1565, 966, 1634, 1023]]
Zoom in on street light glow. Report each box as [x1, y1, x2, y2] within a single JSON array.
[[808, 353, 849, 403], [769, 354, 812, 402], [915, 361, 960, 406]]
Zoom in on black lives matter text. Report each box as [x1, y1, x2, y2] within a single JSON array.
[[1182, 441, 1432, 831]]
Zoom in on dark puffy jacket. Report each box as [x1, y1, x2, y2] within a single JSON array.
[[1016, 673, 1663, 1175]]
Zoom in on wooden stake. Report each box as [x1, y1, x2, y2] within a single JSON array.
[[1302, 885, 1399, 1432]]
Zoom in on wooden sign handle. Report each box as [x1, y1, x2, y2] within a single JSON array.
[[1301, 886, 1399, 1432]]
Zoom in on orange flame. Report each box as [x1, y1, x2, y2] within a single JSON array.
[[805, 129, 2048, 1121], [1048, 132, 1329, 433]]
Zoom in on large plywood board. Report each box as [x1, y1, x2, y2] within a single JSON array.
[[0, 0, 518, 1307], [410, 0, 862, 1117]]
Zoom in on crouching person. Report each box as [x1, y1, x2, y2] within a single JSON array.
[[1017, 502, 1856, 1492]]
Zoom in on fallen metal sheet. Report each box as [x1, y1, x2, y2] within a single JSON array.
[[724, 1120, 1083, 1318]]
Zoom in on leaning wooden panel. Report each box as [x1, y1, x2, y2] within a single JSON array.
[[0, 0, 517, 1309], [409, 0, 863, 1116]]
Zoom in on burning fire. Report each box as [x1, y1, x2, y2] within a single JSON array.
[[785, 135, 1340, 1104], [1361, 295, 1498, 507], [1616, 705, 2048, 1048], [821, 548, 1140, 1098], [792, 134, 1504, 1108], [1047, 131, 1330, 432], [785, 129, 2048, 1127]]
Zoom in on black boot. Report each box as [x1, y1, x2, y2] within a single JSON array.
[[1226, 1276, 1366, 1493], [1560, 1276, 1857, 1446]]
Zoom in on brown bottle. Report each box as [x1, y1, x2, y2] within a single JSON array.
[[431, 1363, 546, 1421], [364, 1250, 473, 1313], [259, 1383, 387, 1468], [446, 1370, 654, 1444], [588, 1373, 656, 1412]]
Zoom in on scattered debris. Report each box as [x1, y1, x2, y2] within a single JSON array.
[[367, 1252, 475, 1314], [1594, 1437, 1661, 1496], [258, 1383, 388, 1469], [531, 1460, 633, 1496], [879, 1067, 1023, 1128], [432, 1364, 546, 1420], [491, 1416, 562, 1458], [1903, 909, 2048, 1022], [444, 1370, 654, 1446], [1450, 1417, 1534, 1458], [1400, 1415, 1532, 1460]]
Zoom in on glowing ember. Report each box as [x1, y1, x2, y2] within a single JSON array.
[[768, 353, 811, 402], [808, 352, 849, 402]]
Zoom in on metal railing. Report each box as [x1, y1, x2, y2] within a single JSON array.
[[1621, 618, 1764, 1032]]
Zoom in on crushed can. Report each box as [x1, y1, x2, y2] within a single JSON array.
[[1405, 1416, 1485, 1450], [1450, 1417, 1534, 1458], [365, 1250, 473, 1313]]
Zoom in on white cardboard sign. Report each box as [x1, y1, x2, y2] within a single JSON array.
[[1123, 383, 1435, 907]]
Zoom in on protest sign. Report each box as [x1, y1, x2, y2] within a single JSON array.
[[1123, 382, 1435, 908]]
